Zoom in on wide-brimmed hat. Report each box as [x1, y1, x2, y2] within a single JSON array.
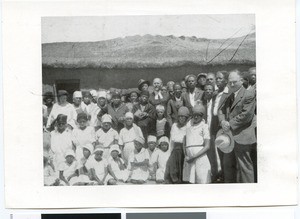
[[215, 129, 234, 153], [138, 79, 150, 91]]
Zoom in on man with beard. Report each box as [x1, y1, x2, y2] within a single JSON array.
[[219, 70, 256, 183]]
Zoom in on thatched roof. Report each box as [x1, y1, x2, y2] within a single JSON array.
[[42, 33, 256, 69]]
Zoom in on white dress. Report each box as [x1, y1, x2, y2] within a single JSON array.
[[85, 156, 113, 184], [128, 148, 150, 181], [46, 103, 77, 129], [50, 129, 73, 170], [107, 157, 130, 182], [58, 161, 79, 185], [150, 149, 170, 181], [96, 128, 119, 160], [183, 120, 211, 184], [118, 124, 144, 165], [72, 126, 96, 161]]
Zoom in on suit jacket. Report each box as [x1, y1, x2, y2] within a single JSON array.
[[182, 88, 204, 113], [149, 91, 170, 108], [219, 87, 256, 145], [166, 97, 184, 126]]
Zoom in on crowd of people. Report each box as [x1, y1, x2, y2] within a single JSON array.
[[43, 67, 257, 186]]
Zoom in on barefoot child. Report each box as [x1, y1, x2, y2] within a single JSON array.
[[95, 114, 119, 160], [58, 150, 79, 186], [183, 104, 211, 184], [128, 137, 150, 184], [107, 144, 130, 184], [150, 136, 171, 183]]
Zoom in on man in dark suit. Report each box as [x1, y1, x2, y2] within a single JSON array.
[[219, 70, 256, 183], [182, 74, 204, 114], [210, 71, 236, 183], [149, 78, 170, 109]]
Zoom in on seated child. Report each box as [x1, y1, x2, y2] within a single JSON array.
[[150, 136, 171, 184], [76, 143, 95, 185], [183, 104, 211, 184], [44, 151, 60, 186], [58, 150, 79, 186], [128, 137, 150, 184], [119, 112, 144, 165], [95, 114, 119, 160], [146, 135, 158, 180], [85, 147, 114, 185], [150, 105, 171, 139], [50, 114, 73, 170], [107, 144, 130, 184]]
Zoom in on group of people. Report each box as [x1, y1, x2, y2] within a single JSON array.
[[43, 67, 257, 186]]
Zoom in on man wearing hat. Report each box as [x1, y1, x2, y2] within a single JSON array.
[[219, 70, 256, 183], [182, 74, 204, 114], [132, 90, 156, 139], [196, 73, 207, 91], [46, 90, 77, 130], [138, 79, 150, 92], [107, 90, 129, 132]]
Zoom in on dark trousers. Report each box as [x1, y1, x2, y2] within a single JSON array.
[[217, 148, 237, 183], [234, 142, 256, 183]]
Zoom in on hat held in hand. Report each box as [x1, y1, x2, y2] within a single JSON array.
[[215, 129, 234, 153]]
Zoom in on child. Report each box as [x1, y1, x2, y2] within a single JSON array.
[[96, 91, 108, 129], [44, 151, 60, 186], [72, 112, 96, 161], [107, 144, 130, 184], [126, 90, 139, 112], [166, 83, 184, 126], [118, 112, 144, 165], [146, 135, 158, 180], [128, 137, 150, 184], [85, 147, 114, 185], [183, 104, 211, 184], [50, 114, 73, 170], [76, 143, 95, 185], [150, 136, 171, 184], [165, 106, 189, 184], [132, 90, 155, 139], [95, 114, 119, 160], [58, 150, 79, 186], [150, 105, 170, 139]]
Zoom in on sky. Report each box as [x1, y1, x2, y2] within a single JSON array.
[[42, 14, 255, 43]]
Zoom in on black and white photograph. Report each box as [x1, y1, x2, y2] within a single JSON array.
[[42, 14, 257, 186]]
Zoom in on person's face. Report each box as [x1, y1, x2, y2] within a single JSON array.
[[45, 98, 53, 106], [83, 96, 91, 104], [141, 83, 149, 91], [216, 72, 227, 89], [207, 74, 215, 85], [66, 155, 74, 165], [204, 85, 214, 99], [153, 79, 162, 91], [125, 117, 133, 126], [161, 86, 167, 94], [102, 122, 111, 131], [73, 97, 82, 106], [130, 92, 138, 103], [78, 118, 87, 129], [111, 150, 119, 159], [83, 148, 91, 159], [182, 87, 187, 93], [187, 76, 196, 89], [228, 72, 243, 93], [193, 113, 203, 124], [242, 78, 249, 88], [59, 95, 67, 104], [112, 96, 121, 106], [94, 151, 103, 161], [173, 84, 182, 98], [180, 80, 187, 88], [157, 110, 164, 118], [57, 121, 67, 132], [198, 76, 207, 86], [178, 115, 187, 125], [148, 142, 157, 151], [97, 97, 106, 107], [134, 141, 143, 152], [140, 95, 149, 104], [250, 74, 256, 85], [160, 142, 169, 152]]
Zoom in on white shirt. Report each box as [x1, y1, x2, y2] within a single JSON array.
[[96, 128, 119, 148], [189, 91, 196, 107], [72, 126, 96, 147], [58, 161, 78, 179], [170, 123, 186, 152], [154, 91, 163, 100], [207, 99, 213, 129], [186, 120, 210, 146], [213, 86, 229, 116], [118, 124, 143, 146], [234, 87, 242, 98], [150, 149, 170, 169], [46, 103, 77, 128], [85, 157, 108, 181]]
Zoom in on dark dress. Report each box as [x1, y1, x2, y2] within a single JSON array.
[[164, 142, 185, 184]]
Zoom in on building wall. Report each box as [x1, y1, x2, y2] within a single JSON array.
[[42, 64, 254, 90]]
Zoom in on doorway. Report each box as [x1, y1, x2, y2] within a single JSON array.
[[56, 79, 80, 103]]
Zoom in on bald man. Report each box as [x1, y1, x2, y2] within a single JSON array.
[[218, 70, 257, 183], [149, 78, 170, 109]]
